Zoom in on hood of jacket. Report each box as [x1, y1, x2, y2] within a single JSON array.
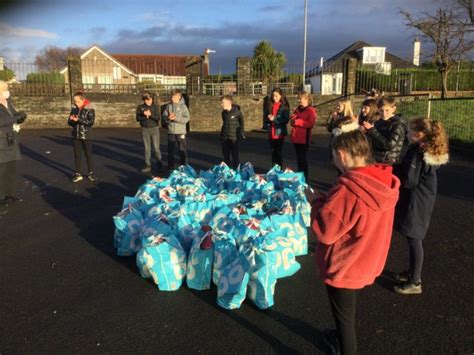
[[423, 151, 449, 166], [339, 164, 400, 211]]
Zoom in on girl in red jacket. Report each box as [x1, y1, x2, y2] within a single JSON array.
[[290, 91, 317, 181], [310, 121, 400, 355]]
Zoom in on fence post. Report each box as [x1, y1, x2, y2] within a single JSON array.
[[342, 58, 357, 96], [427, 93, 432, 119], [67, 56, 82, 104], [236, 57, 252, 96]]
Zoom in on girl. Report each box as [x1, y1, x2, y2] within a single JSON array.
[[310, 120, 400, 355], [327, 99, 356, 133], [394, 118, 449, 295], [264, 87, 290, 168], [358, 98, 379, 125], [220, 95, 245, 169], [290, 91, 317, 181]]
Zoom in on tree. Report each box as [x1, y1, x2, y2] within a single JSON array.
[[35, 46, 83, 72], [251, 41, 287, 83], [400, 4, 473, 98]]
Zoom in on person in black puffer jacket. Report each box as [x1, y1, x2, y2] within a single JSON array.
[[363, 97, 407, 174], [68, 91, 95, 183], [220, 95, 245, 169]]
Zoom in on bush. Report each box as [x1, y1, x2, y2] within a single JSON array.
[[26, 71, 65, 84], [0, 69, 15, 81]]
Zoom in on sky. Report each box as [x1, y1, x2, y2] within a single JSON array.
[[0, 0, 448, 74]]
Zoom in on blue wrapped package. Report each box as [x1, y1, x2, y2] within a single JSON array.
[[140, 219, 173, 244], [217, 245, 253, 310], [270, 213, 308, 256], [265, 231, 301, 279], [183, 200, 214, 225], [113, 204, 144, 256], [238, 162, 255, 180], [247, 239, 278, 310], [186, 232, 214, 290], [177, 164, 198, 178], [212, 234, 238, 285], [210, 206, 239, 236], [136, 235, 187, 291], [212, 192, 243, 209], [175, 213, 200, 254]]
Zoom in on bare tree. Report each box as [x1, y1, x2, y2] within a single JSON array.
[[400, 5, 473, 98], [35, 46, 83, 72]]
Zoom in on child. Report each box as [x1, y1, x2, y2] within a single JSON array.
[[220, 95, 245, 169], [358, 98, 379, 125], [264, 87, 290, 168], [68, 91, 95, 183], [327, 99, 356, 133], [310, 120, 400, 355], [363, 97, 406, 168], [162, 89, 190, 171], [136, 91, 162, 173], [394, 118, 449, 295], [290, 91, 317, 181]]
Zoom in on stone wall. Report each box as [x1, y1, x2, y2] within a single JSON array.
[[13, 94, 339, 130]]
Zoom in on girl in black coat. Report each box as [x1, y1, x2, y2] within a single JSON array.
[[394, 117, 449, 295]]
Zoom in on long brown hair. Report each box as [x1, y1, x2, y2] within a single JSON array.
[[409, 117, 449, 157], [268, 87, 290, 111], [359, 99, 379, 124]]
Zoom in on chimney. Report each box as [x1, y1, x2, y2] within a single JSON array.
[[413, 37, 421, 66], [0, 56, 4, 71]]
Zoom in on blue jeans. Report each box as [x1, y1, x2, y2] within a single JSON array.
[[142, 127, 161, 166]]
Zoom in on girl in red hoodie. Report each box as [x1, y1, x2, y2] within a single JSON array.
[[310, 120, 400, 355], [290, 91, 317, 181], [264, 87, 290, 168]]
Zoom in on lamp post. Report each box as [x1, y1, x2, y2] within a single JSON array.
[[302, 0, 308, 88]]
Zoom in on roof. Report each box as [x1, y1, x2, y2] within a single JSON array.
[[307, 40, 415, 76], [111, 54, 204, 76]]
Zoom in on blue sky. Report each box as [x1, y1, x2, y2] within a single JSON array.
[[0, 0, 444, 73]]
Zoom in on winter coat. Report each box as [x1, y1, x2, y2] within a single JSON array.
[[220, 104, 245, 141], [291, 105, 317, 145], [162, 98, 190, 135], [263, 103, 289, 139], [68, 99, 95, 140], [0, 99, 27, 164], [136, 103, 160, 128], [311, 164, 400, 289], [366, 114, 407, 165], [327, 113, 345, 133], [395, 144, 449, 240]]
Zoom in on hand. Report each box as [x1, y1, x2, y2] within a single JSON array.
[[362, 121, 374, 130], [268, 114, 275, 122], [144, 109, 151, 118], [304, 186, 317, 203], [290, 119, 296, 127], [70, 115, 79, 122], [169, 112, 176, 121], [290, 113, 297, 120]]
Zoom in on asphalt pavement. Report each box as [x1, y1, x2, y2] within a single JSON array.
[[1, 128, 473, 353]]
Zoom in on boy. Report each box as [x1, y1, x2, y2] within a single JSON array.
[[162, 89, 190, 171], [363, 97, 406, 169], [68, 91, 95, 182], [220, 95, 245, 169], [136, 91, 162, 173]]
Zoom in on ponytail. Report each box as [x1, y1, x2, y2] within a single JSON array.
[[409, 117, 449, 158]]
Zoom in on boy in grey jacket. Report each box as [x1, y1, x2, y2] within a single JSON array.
[[162, 89, 190, 171]]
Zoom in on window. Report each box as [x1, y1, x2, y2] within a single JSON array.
[[362, 47, 386, 64], [113, 66, 122, 80]]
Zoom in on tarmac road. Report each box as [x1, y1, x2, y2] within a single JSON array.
[[1, 128, 473, 353]]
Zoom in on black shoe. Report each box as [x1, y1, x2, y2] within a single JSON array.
[[394, 281, 422, 295], [156, 161, 163, 172], [87, 172, 96, 182], [72, 173, 83, 183], [321, 330, 341, 355], [395, 271, 410, 283], [5, 195, 22, 203], [141, 165, 152, 173], [0, 199, 8, 207]]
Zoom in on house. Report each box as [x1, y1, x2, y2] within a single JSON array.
[[60, 45, 209, 89], [307, 41, 416, 95]]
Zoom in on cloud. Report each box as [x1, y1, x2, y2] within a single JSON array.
[[0, 21, 58, 39]]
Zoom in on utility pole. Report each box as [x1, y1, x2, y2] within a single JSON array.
[[302, 0, 308, 88]]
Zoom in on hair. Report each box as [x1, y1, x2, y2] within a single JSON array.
[[170, 89, 182, 97], [142, 91, 154, 102], [298, 91, 313, 106], [377, 96, 396, 108], [409, 117, 449, 157], [332, 120, 372, 161], [337, 99, 354, 118], [220, 94, 233, 102], [73, 91, 85, 99], [0, 80, 8, 92], [269, 87, 290, 110], [359, 99, 379, 123]]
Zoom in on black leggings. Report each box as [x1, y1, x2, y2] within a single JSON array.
[[221, 139, 239, 169], [294, 143, 309, 181], [168, 134, 187, 169], [270, 138, 284, 168], [0, 160, 16, 200], [407, 237, 424, 284], [326, 285, 358, 355], [73, 139, 93, 174]]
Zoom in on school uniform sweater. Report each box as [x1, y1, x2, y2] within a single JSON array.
[[311, 164, 400, 289]]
